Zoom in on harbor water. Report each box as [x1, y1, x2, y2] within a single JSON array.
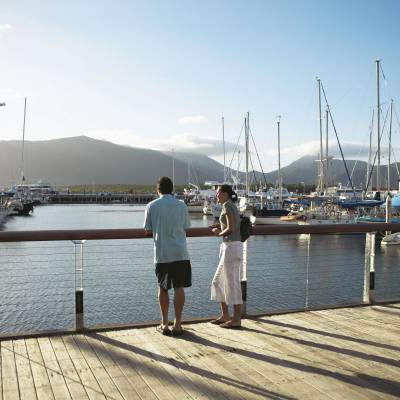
[[1, 204, 400, 335]]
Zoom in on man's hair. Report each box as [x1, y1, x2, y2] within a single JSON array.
[[157, 176, 173, 194]]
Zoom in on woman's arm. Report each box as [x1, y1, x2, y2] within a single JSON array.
[[212, 209, 235, 237]]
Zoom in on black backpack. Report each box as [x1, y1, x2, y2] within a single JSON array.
[[240, 216, 252, 242]]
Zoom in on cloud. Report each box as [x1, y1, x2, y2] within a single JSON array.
[[0, 24, 12, 33], [177, 115, 207, 125], [275, 140, 398, 160], [83, 130, 239, 156]]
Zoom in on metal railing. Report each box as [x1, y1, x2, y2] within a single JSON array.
[[0, 223, 399, 339]]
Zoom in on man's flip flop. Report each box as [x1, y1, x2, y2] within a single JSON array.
[[156, 325, 171, 336], [171, 328, 184, 337]]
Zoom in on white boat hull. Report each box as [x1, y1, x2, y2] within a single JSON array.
[[250, 215, 298, 225], [381, 232, 400, 245], [298, 218, 356, 225]]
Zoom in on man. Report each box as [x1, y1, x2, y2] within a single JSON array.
[[144, 176, 191, 336]]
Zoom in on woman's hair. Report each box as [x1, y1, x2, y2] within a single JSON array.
[[157, 176, 173, 194], [218, 184, 238, 202]]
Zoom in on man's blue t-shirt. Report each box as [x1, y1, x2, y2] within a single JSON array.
[[143, 194, 191, 263]]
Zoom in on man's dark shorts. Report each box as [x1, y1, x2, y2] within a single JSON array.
[[155, 260, 192, 290]]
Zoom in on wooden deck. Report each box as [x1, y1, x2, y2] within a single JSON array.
[[1, 303, 399, 400]]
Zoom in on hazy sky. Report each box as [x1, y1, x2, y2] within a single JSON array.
[[1, 0, 400, 172]]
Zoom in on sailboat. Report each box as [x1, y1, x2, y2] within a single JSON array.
[[5, 98, 34, 216], [248, 115, 290, 225]]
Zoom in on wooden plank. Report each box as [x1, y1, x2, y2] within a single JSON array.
[[84, 333, 141, 400], [61, 336, 105, 400], [98, 330, 160, 400], [13, 339, 37, 400], [290, 310, 400, 377], [152, 326, 255, 400], [122, 327, 190, 400], [195, 322, 327, 398], [235, 318, 375, 400], [37, 337, 71, 400], [127, 331, 193, 400], [145, 328, 225, 400], [49, 337, 89, 400], [258, 313, 399, 400], [1, 340, 20, 400], [0, 339, 3, 400], [25, 338, 55, 400], [71, 334, 124, 400], [191, 325, 283, 400]]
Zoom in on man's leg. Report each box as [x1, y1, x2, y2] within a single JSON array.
[[173, 287, 185, 330], [158, 287, 169, 328]]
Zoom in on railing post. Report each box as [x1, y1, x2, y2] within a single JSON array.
[[241, 240, 247, 317], [363, 233, 375, 304], [73, 240, 86, 331]]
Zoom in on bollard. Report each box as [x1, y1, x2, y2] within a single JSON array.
[[75, 288, 84, 331], [72, 240, 86, 331], [363, 233, 375, 304], [385, 195, 392, 236], [369, 233, 376, 304], [241, 240, 248, 316]]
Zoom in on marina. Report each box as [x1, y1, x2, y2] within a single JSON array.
[[1, 3, 400, 398], [0, 204, 399, 335]]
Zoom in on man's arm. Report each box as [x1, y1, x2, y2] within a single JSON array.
[[184, 204, 191, 230], [143, 204, 152, 234]]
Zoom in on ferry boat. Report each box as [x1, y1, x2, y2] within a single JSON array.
[[12, 181, 58, 205]]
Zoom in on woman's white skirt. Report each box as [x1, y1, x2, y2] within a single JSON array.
[[211, 241, 243, 306]]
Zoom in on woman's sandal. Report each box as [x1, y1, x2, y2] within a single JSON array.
[[210, 318, 227, 325], [220, 321, 242, 330]]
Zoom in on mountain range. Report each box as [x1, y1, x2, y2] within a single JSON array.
[[0, 136, 398, 189]]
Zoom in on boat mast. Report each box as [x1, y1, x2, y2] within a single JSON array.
[[172, 148, 175, 192], [325, 108, 329, 189], [245, 112, 250, 197], [366, 111, 374, 191], [276, 115, 282, 205], [376, 59, 381, 192], [388, 99, 393, 192], [316, 78, 324, 194], [21, 97, 27, 184], [222, 115, 226, 183]]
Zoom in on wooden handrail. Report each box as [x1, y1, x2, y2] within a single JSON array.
[[0, 223, 399, 242]]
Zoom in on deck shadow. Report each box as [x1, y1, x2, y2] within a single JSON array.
[[250, 316, 400, 352], [179, 328, 400, 397], [237, 325, 400, 368], [79, 332, 293, 400]]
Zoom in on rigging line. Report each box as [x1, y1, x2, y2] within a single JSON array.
[[320, 81, 354, 190], [248, 151, 259, 187], [390, 148, 400, 179], [249, 127, 268, 187], [365, 109, 390, 190], [380, 63, 387, 83], [348, 145, 365, 185], [367, 108, 389, 189], [227, 118, 245, 172], [393, 102, 400, 132]]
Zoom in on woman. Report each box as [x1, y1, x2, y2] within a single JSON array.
[[210, 184, 242, 329]]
